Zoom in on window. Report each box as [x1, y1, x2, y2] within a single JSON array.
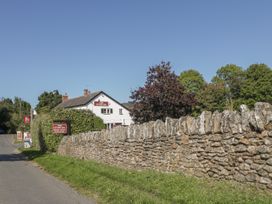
[[101, 108, 113, 115], [119, 108, 123, 115]]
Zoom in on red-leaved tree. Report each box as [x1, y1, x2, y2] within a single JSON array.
[[130, 62, 196, 123]]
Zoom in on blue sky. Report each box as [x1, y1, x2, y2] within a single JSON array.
[[0, 0, 272, 107]]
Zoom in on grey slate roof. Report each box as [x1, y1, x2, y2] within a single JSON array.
[[57, 91, 102, 108]]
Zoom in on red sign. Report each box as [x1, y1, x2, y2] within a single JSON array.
[[94, 101, 109, 106], [52, 123, 68, 134], [24, 116, 31, 124]]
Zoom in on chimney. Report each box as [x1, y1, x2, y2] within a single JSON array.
[[62, 93, 69, 102], [84, 89, 90, 97]]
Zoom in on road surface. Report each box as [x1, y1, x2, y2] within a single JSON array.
[[0, 134, 96, 204]]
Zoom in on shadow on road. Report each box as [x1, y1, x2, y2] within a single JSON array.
[[0, 153, 27, 162]]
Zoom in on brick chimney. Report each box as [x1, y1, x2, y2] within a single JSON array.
[[62, 93, 69, 102], [83, 89, 90, 97]]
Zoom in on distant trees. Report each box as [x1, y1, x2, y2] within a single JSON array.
[[0, 97, 31, 133], [131, 62, 272, 123], [130, 62, 196, 123], [240, 64, 272, 107], [193, 63, 272, 113], [178, 69, 206, 95], [36, 90, 62, 113]]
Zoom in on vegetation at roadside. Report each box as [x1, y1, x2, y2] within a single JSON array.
[[31, 108, 105, 152], [35, 90, 62, 114], [0, 97, 31, 133], [22, 149, 272, 204]]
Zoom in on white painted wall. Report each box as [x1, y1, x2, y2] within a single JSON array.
[[73, 93, 133, 126]]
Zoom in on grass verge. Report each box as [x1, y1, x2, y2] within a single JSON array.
[[22, 149, 272, 204]]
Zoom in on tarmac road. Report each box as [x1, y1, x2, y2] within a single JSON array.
[[0, 134, 95, 204]]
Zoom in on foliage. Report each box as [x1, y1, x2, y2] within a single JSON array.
[[197, 82, 229, 112], [31, 108, 105, 152], [22, 149, 272, 204], [212, 64, 245, 110], [36, 90, 62, 114], [179, 69, 206, 94], [240, 64, 272, 108], [0, 97, 31, 133], [130, 62, 195, 123]]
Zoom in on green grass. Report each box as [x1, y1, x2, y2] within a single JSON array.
[[22, 149, 272, 204]]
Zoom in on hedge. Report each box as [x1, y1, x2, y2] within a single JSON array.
[[31, 108, 105, 152]]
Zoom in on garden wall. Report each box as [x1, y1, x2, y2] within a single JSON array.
[[58, 102, 272, 189]]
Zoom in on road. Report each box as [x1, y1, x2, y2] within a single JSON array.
[[0, 134, 96, 204]]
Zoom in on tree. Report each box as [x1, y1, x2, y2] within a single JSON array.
[[197, 82, 229, 112], [36, 90, 62, 113], [240, 64, 272, 108], [178, 69, 206, 94], [0, 105, 12, 133], [212, 64, 245, 110], [0, 97, 31, 133], [130, 62, 196, 123]]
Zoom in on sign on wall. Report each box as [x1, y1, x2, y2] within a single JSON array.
[[94, 100, 109, 106], [52, 122, 68, 134]]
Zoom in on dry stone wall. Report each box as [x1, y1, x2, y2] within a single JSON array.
[[58, 102, 272, 189]]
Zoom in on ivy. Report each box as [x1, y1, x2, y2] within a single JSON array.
[[31, 108, 105, 152]]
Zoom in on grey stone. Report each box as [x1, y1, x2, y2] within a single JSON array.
[[266, 158, 272, 166], [234, 173, 246, 182], [259, 177, 271, 184], [263, 165, 272, 173], [186, 116, 199, 135], [198, 111, 212, 135], [257, 146, 271, 154], [177, 117, 187, 135], [240, 104, 251, 132], [220, 110, 231, 133], [239, 163, 251, 171], [246, 173, 257, 182], [258, 169, 269, 177], [211, 111, 222, 134], [209, 134, 222, 142], [165, 117, 178, 136], [260, 154, 270, 160], [154, 120, 166, 138], [229, 111, 242, 134], [235, 144, 247, 152]]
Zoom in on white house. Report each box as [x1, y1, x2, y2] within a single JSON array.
[[57, 89, 133, 129]]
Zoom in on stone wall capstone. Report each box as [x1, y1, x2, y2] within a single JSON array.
[[58, 102, 272, 189]]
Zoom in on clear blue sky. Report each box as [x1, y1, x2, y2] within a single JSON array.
[[1, 0, 272, 107]]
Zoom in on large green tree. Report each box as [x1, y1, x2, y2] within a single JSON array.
[[0, 99, 13, 133], [36, 90, 62, 113], [178, 69, 206, 94], [130, 62, 195, 123], [197, 82, 229, 112], [240, 64, 272, 108], [0, 97, 31, 133], [212, 64, 245, 110]]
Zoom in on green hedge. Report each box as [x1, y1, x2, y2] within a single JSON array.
[[31, 108, 105, 152]]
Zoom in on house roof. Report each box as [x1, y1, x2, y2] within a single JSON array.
[[57, 91, 102, 108], [56, 91, 130, 111]]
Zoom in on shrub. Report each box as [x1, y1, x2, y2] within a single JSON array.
[[31, 108, 105, 152]]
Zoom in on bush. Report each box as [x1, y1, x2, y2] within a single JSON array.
[[31, 108, 105, 152]]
